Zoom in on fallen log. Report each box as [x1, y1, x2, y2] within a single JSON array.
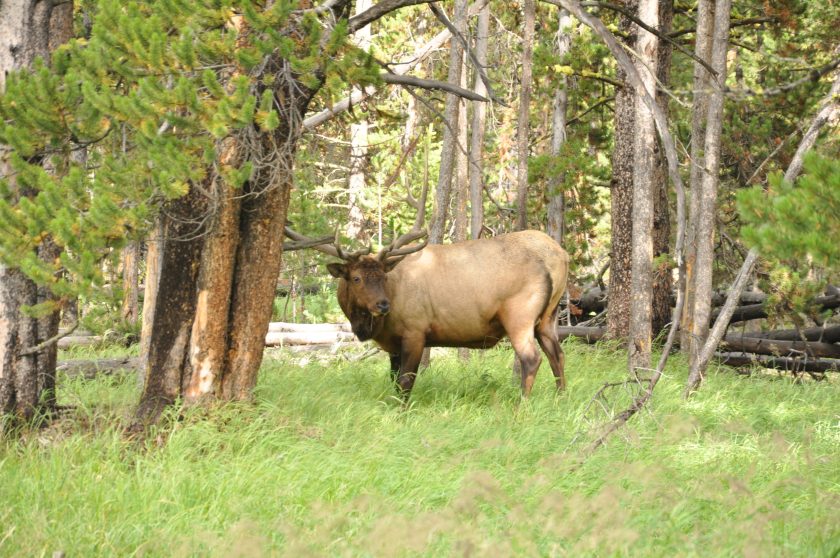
[[715, 352, 840, 373], [745, 325, 840, 344], [721, 334, 840, 359], [57, 335, 103, 349], [264, 330, 356, 346], [557, 326, 605, 343], [711, 294, 840, 324], [710, 290, 766, 307], [267, 321, 352, 333]]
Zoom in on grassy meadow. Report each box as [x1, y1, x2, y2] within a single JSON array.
[[1, 341, 838, 557]]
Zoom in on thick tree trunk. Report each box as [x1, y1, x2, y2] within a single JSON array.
[[0, 0, 74, 422], [469, 4, 490, 239], [184, 139, 242, 402], [546, 9, 572, 245], [628, 0, 659, 371], [680, 0, 714, 353], [135, 190, 207, 424], [515, 0, 536, 231], [605, 1, 637, 340], [429, 0, 468, 244], [220, 148, 296, 400], [651, 0, 673, 335], [687, 0, 731, 372]]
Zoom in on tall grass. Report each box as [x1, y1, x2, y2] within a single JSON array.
[[1, 341, 838, 557]]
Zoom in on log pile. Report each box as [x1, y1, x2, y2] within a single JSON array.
[[560, 286, 840, 375], [264, 321, 357, 348]]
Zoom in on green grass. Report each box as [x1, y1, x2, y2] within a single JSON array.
[[1, 342, 838, 557]]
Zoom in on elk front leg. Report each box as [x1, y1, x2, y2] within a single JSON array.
[[389, 353, 400, 383], [396, 334, 425, 399]]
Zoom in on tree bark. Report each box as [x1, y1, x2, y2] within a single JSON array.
[[139, 219, 163, 370], [0, 0, 74, 422], [121, 242, 140, 324], [184, 139, 242, 402], [515, 0, 536, 231], [135, 189, 207, 424], [687, 0, 731, 373], [651, 0, 674, 335], [429, 0, 468, 244], [605, 1, 637, 340], [469, 4, 490, 240], [546, 8, 572, 245], [680, 0, 714, 353], [628, 0, 658, 371]]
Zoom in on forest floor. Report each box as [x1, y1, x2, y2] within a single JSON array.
[[1, 341, 838, 557]]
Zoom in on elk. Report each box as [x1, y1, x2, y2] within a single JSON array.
[[285, 228, 570, 399]]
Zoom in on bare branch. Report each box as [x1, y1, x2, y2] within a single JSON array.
[[20, 321, 78, 357], [428, 3, 506, 105], [349, 0, 438, 33], [380, 72, 489, 102]]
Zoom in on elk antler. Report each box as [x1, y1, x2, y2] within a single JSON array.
[[377, 229, 429, 262], [284, 227, 372, 260]]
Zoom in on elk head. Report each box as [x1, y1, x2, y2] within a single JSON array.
[[284, 227, 428, 321], [324, 230, 428, 317]]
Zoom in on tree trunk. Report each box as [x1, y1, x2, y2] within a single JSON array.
[[346, 0, 373, 242], [136, 53, 314, 423], [651, 0, 674, 335], [184, 139, 242, 402], [0, 0, 74, 422], [546, 8, 572, 245], [135, 189, 207, 423], [515, 0, 536, 231], [628, 0, 659, 371], [429, 0, 468, 244], [121, 242, 140, 325], [685, 62, 840, 396], [455, 56, 470, 361], [687, 0, 731, 372], [680, 0, 714, 353], [605, 1, 637, 340], [469, 4, 490, 240], [139, 219, 163, 369]]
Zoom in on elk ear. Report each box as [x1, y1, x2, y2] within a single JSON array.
[[327, 262, 349, 279]]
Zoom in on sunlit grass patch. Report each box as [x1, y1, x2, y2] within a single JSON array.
[[1, 342, 838, 556]]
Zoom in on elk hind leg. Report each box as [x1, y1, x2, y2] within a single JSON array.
[[536, 309, 565, 391], [507, 328, 543, 397]]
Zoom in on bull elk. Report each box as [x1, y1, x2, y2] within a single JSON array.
[[285, 228, 570, 399]]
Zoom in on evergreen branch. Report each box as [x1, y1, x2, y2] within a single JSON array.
[[427, 3, 506, 106], [19, 321, 78, 357], [379, 72, 489, 102], [579, 1, 717, 78]]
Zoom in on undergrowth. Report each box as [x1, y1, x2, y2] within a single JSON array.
[[0, 341, 837, 557]]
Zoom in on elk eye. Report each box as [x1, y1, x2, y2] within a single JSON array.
[[353, 276, 361, 284]]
